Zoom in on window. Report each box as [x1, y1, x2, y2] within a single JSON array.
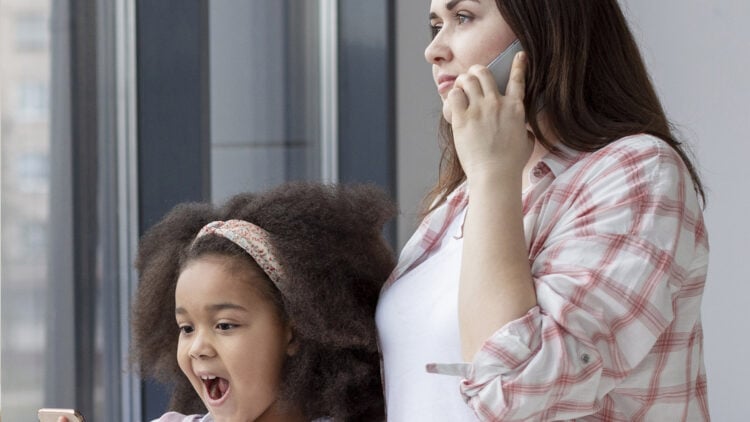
[[1, 2, 61, 421], [17, 152, 49, 193], [16, 81, 49, 122], [15, 13, 48, 51], [1, 0, 135, 420], [209, 0, 329, 202]]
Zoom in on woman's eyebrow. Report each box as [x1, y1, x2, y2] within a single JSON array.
[[446, 0, 479, 11], [430, 0, 480, 19]]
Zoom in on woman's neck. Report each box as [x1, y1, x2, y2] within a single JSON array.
[[522, 138, 550, 191]]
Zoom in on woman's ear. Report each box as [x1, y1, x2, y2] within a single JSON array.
[[285, 324, 299, 356]]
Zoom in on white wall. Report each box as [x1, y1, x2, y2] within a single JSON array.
[[395, 0, 441, 244], [396, 1, 750, 419], [620, 1, 750, 420]]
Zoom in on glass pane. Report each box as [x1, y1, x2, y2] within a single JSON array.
[[1, 0, 71, 419], [209, 0, 324, 203], [2, 0, 126, 418]]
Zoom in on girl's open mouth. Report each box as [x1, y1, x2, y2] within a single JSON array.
[[202, 376, 230, 402]]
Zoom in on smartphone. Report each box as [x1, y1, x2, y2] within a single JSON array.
[[487, 39, 524, 95], [38, 408, 86, 422]]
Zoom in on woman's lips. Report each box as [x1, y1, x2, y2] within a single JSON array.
[[437, 76, 457, 95]]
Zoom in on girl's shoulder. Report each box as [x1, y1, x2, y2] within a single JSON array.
[[151, 412, 211, 422]]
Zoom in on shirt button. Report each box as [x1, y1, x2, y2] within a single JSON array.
[[581, 353, 591, 364], [532, 166, 545, 179]]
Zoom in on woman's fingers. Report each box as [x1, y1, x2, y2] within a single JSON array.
[[504, 51, 527, 100], [468, 65, 499, 98], [446, 69, 489, 124], [447, 52, 526, 125], [443, 85, 468, 124], [454, 72, 484, 100]]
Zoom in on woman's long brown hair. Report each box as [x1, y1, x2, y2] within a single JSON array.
[[423, 0, 705, 214]]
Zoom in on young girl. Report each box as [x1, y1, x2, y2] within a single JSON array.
[[377, 0, 709, 420], [131, 182, 395, 421]]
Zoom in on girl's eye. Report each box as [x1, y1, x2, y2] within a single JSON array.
[[179, 325, 194, 335], [216, 323, 236, 331]]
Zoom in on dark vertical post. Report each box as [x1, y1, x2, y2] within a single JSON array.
[[69, 0, 98, 418], [136, 0, 210, 418], [337, 0, 397, 245]]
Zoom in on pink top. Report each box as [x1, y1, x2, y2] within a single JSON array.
[[151, 412, 210, 422], [152, 411, 330, 422]]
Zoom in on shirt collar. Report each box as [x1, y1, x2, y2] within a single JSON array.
[[540, 143, 588, 178]]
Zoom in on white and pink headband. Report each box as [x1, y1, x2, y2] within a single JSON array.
[[194, 219, 286, 286]]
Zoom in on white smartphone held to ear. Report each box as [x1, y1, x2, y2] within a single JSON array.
[[487, 39, 524, 95], [38, 408, 86, 422]]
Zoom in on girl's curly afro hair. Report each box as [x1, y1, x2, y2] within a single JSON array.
[[131, 182, 397, 421]]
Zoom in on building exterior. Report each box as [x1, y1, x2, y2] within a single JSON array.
[[1, 0, 52, 419]]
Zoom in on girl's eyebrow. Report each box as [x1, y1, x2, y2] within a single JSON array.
[[206, 303, 248, 312], [174, 303, 248, 315], [430, 0, 480, 19]]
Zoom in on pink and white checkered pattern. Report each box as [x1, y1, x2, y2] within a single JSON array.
[[385, 134, 710, 421]]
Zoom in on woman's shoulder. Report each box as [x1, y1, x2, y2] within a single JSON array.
[[596, 134, 688, 167], [151, 412, 210, 422], [593, 133, 673, 159], [571, 133, 685, 179], [554, 133, 698, 203]]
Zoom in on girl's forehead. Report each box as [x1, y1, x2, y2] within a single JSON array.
[[175, 258, 270, 309]]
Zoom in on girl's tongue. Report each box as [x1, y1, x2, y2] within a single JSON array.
[[204, 377, 229, 400]]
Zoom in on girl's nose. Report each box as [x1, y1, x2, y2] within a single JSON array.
[[188, 331, 216, 359]]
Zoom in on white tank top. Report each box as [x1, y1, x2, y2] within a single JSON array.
[[376, 210, 478, 421]]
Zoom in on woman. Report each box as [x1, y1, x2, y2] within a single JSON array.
[[376, 1, 709, 420]]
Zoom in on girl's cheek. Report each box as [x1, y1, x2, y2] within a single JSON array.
[[176, 342, 191, 371]]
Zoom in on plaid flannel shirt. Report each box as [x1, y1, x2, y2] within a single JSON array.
[[383, 134, 710, 421]]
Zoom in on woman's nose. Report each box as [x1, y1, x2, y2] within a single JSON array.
[[424, 31, 451, 65]]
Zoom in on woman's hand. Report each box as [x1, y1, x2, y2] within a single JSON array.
[[443, 52, 533, 183], [451, 51, 538, 360]]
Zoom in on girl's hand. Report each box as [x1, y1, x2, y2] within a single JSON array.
[[443, 51, 533, 182]]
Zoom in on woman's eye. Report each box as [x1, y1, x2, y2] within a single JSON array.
[[429, 12, 471, 39], [430, 23, 442, 38]]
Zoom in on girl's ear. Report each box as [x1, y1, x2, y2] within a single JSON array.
[[285, 324, 299, 356]]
